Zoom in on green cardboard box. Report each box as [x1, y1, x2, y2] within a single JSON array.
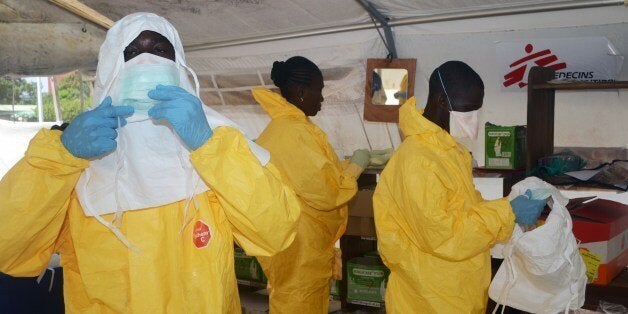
[[485, 123, 526, 169], [347, 256, 389, 304], [234, 247, 267, 283]]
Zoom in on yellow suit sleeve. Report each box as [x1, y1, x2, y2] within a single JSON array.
[[267, 125, 360, 212], [394, 161, 514, 262], [0, 129, 88, 276], [190, 127, 300, 257]]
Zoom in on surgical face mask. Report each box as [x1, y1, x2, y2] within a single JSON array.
[[450, 110, 479, 140], [110, 53, 180, 122], [437, 69, 480, 140]]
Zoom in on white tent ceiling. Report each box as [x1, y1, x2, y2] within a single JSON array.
[[0, 0, 625, 174], [1, 0, 623, 75]]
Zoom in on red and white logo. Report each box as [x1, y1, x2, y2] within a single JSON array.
[[192, 220, 211, 249], [497, 37, 622, 92], [503, 43, 567, 88]]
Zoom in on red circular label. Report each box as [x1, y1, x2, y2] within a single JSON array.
[[192, 220, 211, 249]]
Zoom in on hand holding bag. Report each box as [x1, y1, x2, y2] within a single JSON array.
[[489, 177, 587, 314]]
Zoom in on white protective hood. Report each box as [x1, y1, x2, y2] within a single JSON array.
[[77, 13, 269, 222]]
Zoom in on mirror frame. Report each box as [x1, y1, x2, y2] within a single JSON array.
[[363, 58, 416, 123]]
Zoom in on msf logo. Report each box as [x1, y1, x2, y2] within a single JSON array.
[[503, 44, 567, 88]]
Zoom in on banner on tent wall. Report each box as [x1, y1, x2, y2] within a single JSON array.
[[496, 37, 624, 91]]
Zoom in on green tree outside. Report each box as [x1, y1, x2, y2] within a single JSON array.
[[0, 77, 37, 105], [0, 77, 37, 121], [0, 74, 91, 122], [38, 73, 92, 122]]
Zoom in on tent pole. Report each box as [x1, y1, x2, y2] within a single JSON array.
[[50, 77, 63, 123], [37, 77, 43, 123], [185, 0, 624, 51], [48, 0, 113, 29], [390, 0, 625, 27], [355, 0, 397, 58]]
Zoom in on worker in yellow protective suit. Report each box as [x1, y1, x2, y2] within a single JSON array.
[[0, 13, 299, 313], [252, 56, 370, 313], [373, 61, 516, 313]]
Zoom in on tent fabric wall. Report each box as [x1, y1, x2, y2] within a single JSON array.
[[372, 0, 571, 16], [203, 54, 403, 155], [395, 7, 628, 165], [0, 121, 56, 178], [187, 29, 403, 156], [186, 5, 627, 165], [1, 3, 625, 176], [3, 0, 625, 75]]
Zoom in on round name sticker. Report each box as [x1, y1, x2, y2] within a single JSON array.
[[192, 220, 211, 249]]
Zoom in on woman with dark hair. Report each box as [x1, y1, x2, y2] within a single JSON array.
[[252, 56, 369, 313]]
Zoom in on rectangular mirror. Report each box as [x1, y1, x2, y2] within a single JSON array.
[[371, 68, 408, 106], [364, 58, 416, 122]]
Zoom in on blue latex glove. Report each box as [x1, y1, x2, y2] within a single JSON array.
[[61, 96, 133, 159], [148, 85, 213, 150], [510, 189, 547, 225]]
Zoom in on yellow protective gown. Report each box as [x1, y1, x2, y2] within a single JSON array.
[[252, 88, 361, 313], [373, 98, 515, 313], [0, 126, 300, 313]]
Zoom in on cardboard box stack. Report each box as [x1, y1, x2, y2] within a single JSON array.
[[345, 190, 377, 237], [539, 198, 627, 285], [347, 255, 390, 307], [569, 199, 628, 285]]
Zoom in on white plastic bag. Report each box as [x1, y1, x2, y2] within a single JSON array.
[[489, 177, 587, 314]]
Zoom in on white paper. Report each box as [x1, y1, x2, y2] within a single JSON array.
[[564, 168, 604, 181], [473, 177, 504, 200]]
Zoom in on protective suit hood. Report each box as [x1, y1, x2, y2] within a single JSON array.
[[252, 88, 305, 119], [398, 97, 456, 149], [94, 12, 188, 105], [93, 12, 257, 134], [77, 12, 269, 224]]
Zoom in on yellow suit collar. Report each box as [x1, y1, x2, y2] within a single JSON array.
[[252, 88, 306, 120], [399, 97, 457, 149]]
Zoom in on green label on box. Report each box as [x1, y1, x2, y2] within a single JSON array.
[[485, 123, 526, 169], [347, 257, 390, 303], [353, 268, 386, 277]]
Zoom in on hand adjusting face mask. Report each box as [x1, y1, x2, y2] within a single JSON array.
[[437, 69, 480, 140], [110, 53, 180, 122], [78, 15, 271, 252]]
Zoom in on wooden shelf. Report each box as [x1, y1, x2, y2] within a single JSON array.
[[526, 67, 628, 172], [531, 81, 628, 90], [524, 69, 628, 310]]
